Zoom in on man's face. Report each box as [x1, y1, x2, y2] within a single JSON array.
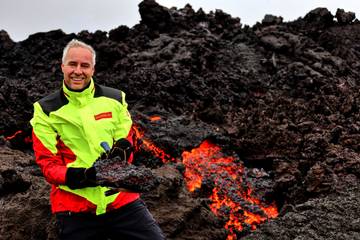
[[61, 47, 95, 90]]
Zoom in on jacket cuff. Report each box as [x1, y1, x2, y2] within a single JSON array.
[[57, 166, 68, 185]]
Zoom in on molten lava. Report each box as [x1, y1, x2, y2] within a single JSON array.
[[149, 115, 161, 122], [182, 140, 278, 239], [132, 125, 175, 163], [2, 130, 33, 145], [131, 123, 278, 239], [4, 130, 23, 140]]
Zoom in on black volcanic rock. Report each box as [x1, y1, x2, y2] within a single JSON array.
[[243, 185, 360, 240], [335, 8, 356, 25], [303, 7, 334, 28], [0, 30, 15, 50], [109, 25, 130, 42], [261, 14, 283, 26], [139, 0, 174, 32]]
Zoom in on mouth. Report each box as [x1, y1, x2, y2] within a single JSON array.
[[70, 76, 85, 83]]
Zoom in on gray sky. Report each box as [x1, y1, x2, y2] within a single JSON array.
[[1, 0, 360, 42]]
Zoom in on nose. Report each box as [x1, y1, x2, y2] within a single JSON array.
[[74, 65, 82, 74]]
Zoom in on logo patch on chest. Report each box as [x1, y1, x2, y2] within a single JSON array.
[[94, 112, 112, 120]]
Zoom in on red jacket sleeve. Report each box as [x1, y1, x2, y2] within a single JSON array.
[[32, 131, 67, 185], [125, 127, 135, 164]]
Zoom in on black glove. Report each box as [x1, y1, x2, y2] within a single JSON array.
[[65, 167, 97, 189], [109, 138, 133, 162]]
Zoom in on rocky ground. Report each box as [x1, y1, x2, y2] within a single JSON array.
[[0, 0, 360, 239]]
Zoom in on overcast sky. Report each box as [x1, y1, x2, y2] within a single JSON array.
[[1, 0, 360, 42]]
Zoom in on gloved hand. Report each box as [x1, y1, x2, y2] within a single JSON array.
[[65, 167, 97, 189], [97, 139, 133, 162], [109, 138, 133, 162]]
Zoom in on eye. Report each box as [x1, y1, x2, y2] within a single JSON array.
[[81, 63, 90, 68]]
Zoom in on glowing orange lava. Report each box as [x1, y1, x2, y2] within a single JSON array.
[[24, 136, 33, 144], [149, 115, 161, 122], [1, 130, 33, 145], [4, 130, 23, 140], [182, 140, 278, 239], [131, 124, 278, 239], [132, 125, 175, 163]]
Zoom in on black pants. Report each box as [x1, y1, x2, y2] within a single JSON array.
[[55, 199, 165, 240]]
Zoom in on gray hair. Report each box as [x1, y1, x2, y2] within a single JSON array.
[[62, 39, 96, 66]]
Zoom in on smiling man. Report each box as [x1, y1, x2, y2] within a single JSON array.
[[30, 39, 164, 240], [61, 44, 95, 90]]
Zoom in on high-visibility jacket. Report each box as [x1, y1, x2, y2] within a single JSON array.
[[30, 78, 139, 215]]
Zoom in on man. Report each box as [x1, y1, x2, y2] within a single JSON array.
[[30, 39, 164, 240]]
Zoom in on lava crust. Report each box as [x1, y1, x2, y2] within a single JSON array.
[[94, 156, 159, 193]]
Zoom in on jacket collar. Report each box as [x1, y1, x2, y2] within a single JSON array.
[[62, 78, 95, 106]]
